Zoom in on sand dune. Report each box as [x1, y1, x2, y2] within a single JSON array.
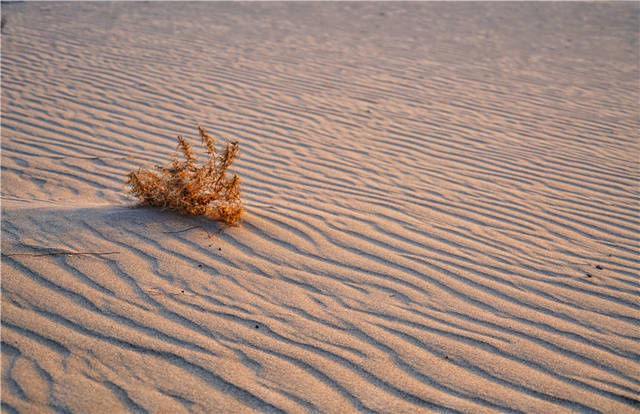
[[2, 2, 639, 413]]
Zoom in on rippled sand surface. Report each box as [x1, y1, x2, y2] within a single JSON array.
[[2, 3, 639, 413]]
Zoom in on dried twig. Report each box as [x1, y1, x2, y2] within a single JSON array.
[[162, 226, 201, 234], [2, 251, 120, 258], [126, 126, 243, 225], [208, 225, 228, 239]]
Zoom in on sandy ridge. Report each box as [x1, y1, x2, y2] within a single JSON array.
[[2, 2, 639, 413]]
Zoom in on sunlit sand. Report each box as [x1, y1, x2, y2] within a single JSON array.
[[2, 2, 638, 413]]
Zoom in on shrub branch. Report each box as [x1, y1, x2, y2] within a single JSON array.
[[126, 126, 243, 224]]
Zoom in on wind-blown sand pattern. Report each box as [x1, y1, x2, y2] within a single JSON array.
[[2, 2, 639, 413]]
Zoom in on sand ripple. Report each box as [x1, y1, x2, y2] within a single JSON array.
[[2, 2, 639, 413]]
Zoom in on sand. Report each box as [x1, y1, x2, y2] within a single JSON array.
[[1, 2, 639, 413]]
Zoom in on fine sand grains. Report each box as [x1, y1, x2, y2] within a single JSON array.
[[1, 2, 639, 413]]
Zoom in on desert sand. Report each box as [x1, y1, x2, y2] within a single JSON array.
[[1, 2, 639, 413]]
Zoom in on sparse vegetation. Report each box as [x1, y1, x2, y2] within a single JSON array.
[[127, 126, 243, 225]]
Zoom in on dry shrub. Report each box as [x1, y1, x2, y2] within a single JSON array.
[[127, 126, 243, 225]]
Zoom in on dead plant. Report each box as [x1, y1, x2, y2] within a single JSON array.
[[126, 126, 243, 225]]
